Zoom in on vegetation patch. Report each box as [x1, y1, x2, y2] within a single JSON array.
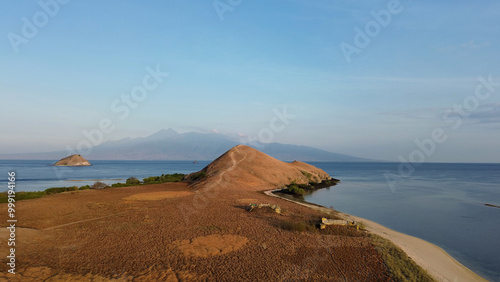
[[188, 171, 207, 182], [112, 173, 186, 187], [0, 185, 91, 203], [126, 177, 141, 185], [280, 219, 317, 233], [90, 181, 109, 190], [281, 178, 340, 197], [0, 173, 187, 203], [319, 224, 367, 237], [143, 173, 185, 184], [301, 170, 312, 180], [369, 234, 435, 282]]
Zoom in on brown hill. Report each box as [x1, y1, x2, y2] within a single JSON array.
[[185, 145, 331, 191], [53, 154, 91, 166]]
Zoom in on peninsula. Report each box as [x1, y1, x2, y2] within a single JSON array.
[[0, 146, 485, 281]]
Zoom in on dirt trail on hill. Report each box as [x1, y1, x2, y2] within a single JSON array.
[[211, 145, 247, 188]]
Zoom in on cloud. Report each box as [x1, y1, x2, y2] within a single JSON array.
[[380, 103, 500, 124], [461, 40, 491, 49], [379, 107, 446, 120], [437, 40, 490, 53], [467, 103, 500, 123]]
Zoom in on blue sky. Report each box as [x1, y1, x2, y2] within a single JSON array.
[[1, 0, 499, 162]]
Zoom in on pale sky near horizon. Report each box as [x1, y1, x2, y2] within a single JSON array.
[[1, 1, 499, 162]]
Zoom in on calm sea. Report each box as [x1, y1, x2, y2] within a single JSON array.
[[1, 160, 499, 280], [306, 162, 500, 281], [0, 160, 210, 191]]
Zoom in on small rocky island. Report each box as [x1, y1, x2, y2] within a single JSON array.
[[53, 154, 91, 166]]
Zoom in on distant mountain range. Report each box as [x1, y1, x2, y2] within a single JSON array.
[[0, 129, 370, 162]]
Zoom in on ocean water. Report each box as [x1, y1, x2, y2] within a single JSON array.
[[1, 160, 499, 280], [305, 162, 500, 281], [0, 160, 210, 191]]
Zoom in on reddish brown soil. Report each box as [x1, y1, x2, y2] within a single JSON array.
[[0, 146, 393, 281]]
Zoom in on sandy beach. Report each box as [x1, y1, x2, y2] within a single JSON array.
[[344, 214, 487, 282]]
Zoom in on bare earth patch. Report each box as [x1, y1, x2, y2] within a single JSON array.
[[123, 191, 193, 201], [173, 234, 249, 258]]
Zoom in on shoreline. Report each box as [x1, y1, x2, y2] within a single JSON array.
[[265, 189, 487, 282]]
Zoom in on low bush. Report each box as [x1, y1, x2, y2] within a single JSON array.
[[0, 185, 90, 203], [280, 219, 317, 233], [143, 173, 185, 184], [281, 178, 340, 196], [283, 184, 307, 196], [45, 186, 78, 194], [111, 182, 132, 188], [189, 171, 207, 182], [143, 176, 161, 184], [0, 191, 46, 203], [301, 170, 312, 180], [126, 177, 141, 185], [91, 181, 109, 190]]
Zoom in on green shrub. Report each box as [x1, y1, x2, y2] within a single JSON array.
[[0, 186, 83, 203], [126, 177, 141, 185], [301, 171, 312, 180], [45, 186, 78, 194], [285, 184, 306, 196], [143, 176, 160, 184], [190, 171, 207, 182], [16, 191, 47, 201], [0, 191, 47, 203], [111, 182, 132, 188], [91, 181, 109, 190], [160, 173, 185, 182]]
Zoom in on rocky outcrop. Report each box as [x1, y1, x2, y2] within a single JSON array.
[[53, 154, 91, 166]]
